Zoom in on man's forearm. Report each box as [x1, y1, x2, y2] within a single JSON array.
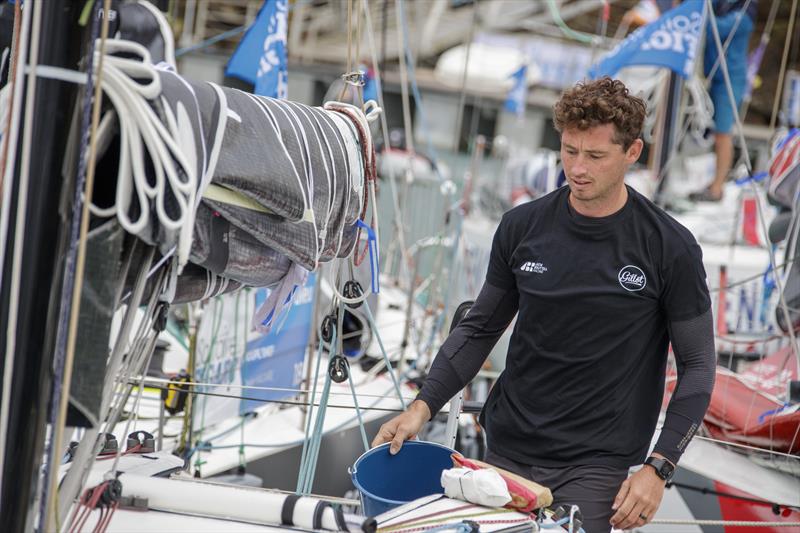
[[417, 282, 519, 416], [653, 309, 715, 464]]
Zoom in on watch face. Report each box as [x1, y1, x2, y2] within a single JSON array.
[[647, 457, 674, 480]]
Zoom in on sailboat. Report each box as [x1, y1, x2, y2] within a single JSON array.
[[2, 0, 799, 532]]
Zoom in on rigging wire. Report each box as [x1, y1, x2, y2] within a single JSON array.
[[0, 0, 31, 512], [451, 0, 478, 153], [394, 0, 414, 154], [362, 0, 413, 281], [0, 0, 21, 193], [39, 1, 104, 528], [740, 0, 781, 120], [705, 0, 800, 380], [769, 0, 798, 131]]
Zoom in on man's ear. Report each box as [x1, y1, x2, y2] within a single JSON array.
[[626, 138, 644, 163]]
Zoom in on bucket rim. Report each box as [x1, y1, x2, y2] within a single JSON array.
[[351, 440, 456, 473], [349, 440, 456, 506]]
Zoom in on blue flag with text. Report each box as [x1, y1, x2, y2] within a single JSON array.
[[504, 65, 528, 117], [589, 0, 705, 80], [226, 0, 288, 98]]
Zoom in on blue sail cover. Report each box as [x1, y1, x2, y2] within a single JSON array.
[[589, 0, 706, 80]]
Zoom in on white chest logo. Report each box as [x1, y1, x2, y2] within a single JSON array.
[[618, 265, 646, 291], [520, 261, 548, 274]]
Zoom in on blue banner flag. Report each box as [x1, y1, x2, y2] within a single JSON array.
[[589, 0, 705, 79], [226, 0, 288, 98], [504, 64, 528, 117]]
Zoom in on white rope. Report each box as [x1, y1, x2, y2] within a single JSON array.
[[690, 434, 800, 462], [133, 376, 418, 402], [651, 519, 800, 527], [88, 39, 197, 267]]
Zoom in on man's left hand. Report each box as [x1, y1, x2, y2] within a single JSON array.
[[609, 459, 668, 530]]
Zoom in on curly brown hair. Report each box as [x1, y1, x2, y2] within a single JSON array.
[[553, 77, 646, 149]]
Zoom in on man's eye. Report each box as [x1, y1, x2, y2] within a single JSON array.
[[589, 154, 602, 160]]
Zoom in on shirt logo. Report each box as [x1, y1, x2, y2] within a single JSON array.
[[520, 261, 548, 274], [618, 265, 646, 291]]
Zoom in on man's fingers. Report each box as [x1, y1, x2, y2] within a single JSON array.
[[609, 488, 634, 527], [612, 479, 629, 511], [371, 421, 398, 448], [389, 425, 411, 455], [618, 501, 646, 530]]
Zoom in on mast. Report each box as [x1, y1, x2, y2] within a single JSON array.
[[652, 71, 684, 206], [0, 1, 85, 530]]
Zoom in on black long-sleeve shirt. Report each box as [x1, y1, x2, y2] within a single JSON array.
[[418, 186, 715, 468]]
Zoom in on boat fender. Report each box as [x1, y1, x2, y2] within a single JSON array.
[[127, 430, 156, 453], [343, 281, 364, 309], [329, 355, 350, 384]]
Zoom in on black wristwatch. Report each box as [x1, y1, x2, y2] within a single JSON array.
[[644, 456, 675, 482]]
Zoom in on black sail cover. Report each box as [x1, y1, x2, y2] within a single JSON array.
[[91, 45, 370, 301]]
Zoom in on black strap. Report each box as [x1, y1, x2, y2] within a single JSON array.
[[281, 494, 302, 526], [312, 501, 329, 530], [333, 504, 349, 532], [202, 211, 230, 274]]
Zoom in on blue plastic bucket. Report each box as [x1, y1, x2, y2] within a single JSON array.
[[350, 440, 455, 517]]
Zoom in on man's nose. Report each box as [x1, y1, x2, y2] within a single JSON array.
[[570, 157, 588, 177]]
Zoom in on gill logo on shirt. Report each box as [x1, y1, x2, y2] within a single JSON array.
[[618, 265, 646, 291]]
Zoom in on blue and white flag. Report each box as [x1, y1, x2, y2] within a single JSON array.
[[504, 64, 528, 117], [226, 0, 288, 98], [589, 0, 706, 80]]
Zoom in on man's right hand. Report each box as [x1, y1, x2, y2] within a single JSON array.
[[371, 399, 432, 454]]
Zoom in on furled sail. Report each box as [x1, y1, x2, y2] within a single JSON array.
[[88, 39, 377, 304]]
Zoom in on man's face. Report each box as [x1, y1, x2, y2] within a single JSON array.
[[560, 124, 642, 207]]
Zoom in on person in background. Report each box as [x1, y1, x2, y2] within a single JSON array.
[[372, 78, 716, 533], [689, 0, 758, 202]]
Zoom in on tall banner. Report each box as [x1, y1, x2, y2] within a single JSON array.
[[193, 274, 316, 429], [589, 0, 705, 80]]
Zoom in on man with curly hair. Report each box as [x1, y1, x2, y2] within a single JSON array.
[[373, 77, 715, 532]]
